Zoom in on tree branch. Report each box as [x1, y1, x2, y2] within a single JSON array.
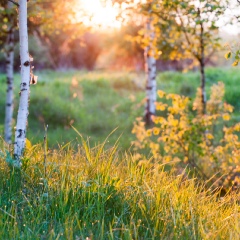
[[205, 49, 216, 65], [8, 0, 19, 7], [176, 8, 200, 61]]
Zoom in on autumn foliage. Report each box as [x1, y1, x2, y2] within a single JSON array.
[[132, 82, 240, 190]]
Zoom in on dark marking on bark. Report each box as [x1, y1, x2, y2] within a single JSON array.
[[144, 99, 155, 126], [6, 103, 12, 107], [23, 61, 30, 67], [17, 129, 23, 138], [146, 86, 153, 90], [7, 77, 12, 84], [21, 82, 27, 87], [6, 60, 11, 64], [21, 88, 28, 92], [7, 87, 13, 92]]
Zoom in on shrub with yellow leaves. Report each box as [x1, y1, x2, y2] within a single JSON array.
[[132, 82, 240, 191]]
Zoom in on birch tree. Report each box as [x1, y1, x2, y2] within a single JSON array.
[[4, 1, 15, 143], [144, 15, 157, 125], [14, 0, 35, 165], [112, 0, 160, 124]]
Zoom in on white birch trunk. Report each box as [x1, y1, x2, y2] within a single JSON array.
[[14, 0, 31, 165], [144, 17, 157, 125], [4, 2, 15, 144]]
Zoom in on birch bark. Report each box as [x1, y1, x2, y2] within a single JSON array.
[[4, 1, 15, 144], [14, 0, 31, 164], [144, 17, 157, 125]]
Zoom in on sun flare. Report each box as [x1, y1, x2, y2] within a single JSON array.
[[77, 0, 121, 30]]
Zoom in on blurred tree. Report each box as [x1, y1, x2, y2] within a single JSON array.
[[113, 0, 228, 115], [27, 0, 97, 70], [144, 10, 157, 125], [102, 23, 144, 70], [164, 0, 229, 115], [113, 0, 160, 125], [0, 0, 17, 143], [68, 32, 102, 70]]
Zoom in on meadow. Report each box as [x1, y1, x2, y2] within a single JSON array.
[[1, 67, 240, 150], [1, 68, 240, 239]]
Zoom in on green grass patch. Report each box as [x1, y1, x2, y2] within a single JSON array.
[[0, 67, 240, 150]]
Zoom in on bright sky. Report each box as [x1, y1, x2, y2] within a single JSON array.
[[217, 0, 240, 35], [77, 0, 122, 29], [76, 0, 240, 35]]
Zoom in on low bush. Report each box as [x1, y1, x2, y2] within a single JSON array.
[[132, 82, 240, 191]]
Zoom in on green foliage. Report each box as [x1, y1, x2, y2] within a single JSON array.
[[0, 139, 240, 239]]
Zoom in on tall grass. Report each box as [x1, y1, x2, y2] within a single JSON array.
[[0, 137, 239, 239]]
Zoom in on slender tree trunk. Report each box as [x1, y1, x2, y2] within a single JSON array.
[[14, 0, 31, 165], [144, 17, 157, 125], [4, 2, 15, 144], [199, 19, 206, 115], [200, 60, 206, 115]]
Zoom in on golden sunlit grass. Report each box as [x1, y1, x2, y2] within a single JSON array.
[[0, 137, 240, 239]]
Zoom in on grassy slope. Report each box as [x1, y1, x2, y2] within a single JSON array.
[[0, 141, 239, 239], [1, 67, 240, 151], [1, 68, 240, 239]]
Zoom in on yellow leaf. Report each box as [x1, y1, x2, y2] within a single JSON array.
[[158, 90, 165, 98], [146, 129, 152, 137], [222, 114, 230, 121], [206, 133, 214, 140], [164, 155, 171, 162], [232, 61, 238, 67], [156, 102, 166, 111], [172, 119, 179, 127], [25, 138, 32, 150], [153, 128, 160, 135]]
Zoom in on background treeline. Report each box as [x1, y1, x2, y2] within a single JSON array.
[[0, 5, 237, 72], [0, 28, 236, 72]]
